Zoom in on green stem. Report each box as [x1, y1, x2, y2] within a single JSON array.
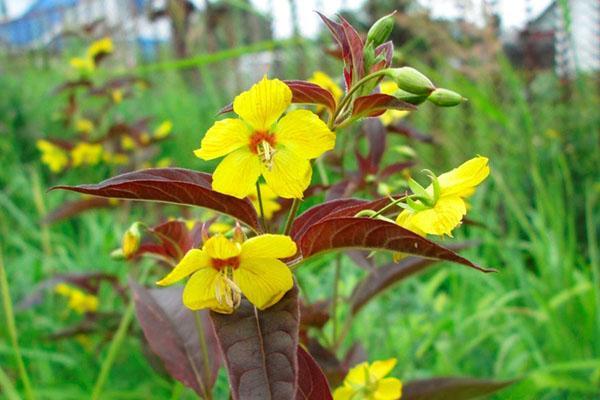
[[0, 252, 35, 400], [331, 254, 342, 345], [91, 266, 150, 400], [370, 194, 409, 219], [255, 182, 268, 233], [193, 311, 214, 400], [283, 199, 301, 236]]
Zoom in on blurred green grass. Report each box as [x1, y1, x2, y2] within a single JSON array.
[[0, 42, 599, 400]]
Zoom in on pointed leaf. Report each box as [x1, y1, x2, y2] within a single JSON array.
[[371, 41, 394, 72], [296, 346, 333, 400], [210, 286, 300, 400], [44, 197, 115, 224], [50, 168, 261, 231], [403, 377, 516, 400], [131, 283, 220, 398], [298, 217, 494, 273], [284, 80, 337, 111], [339, 16, 365, 83], [352, 93, 416, 118], [350, 242, 476, 315]]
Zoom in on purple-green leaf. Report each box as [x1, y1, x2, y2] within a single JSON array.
[[403, 377, 516, 400]]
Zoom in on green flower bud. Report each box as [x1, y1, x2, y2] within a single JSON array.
[[367, 12, 396, 46], [394, 88, 429, 105], [427, 88, 466, 107], [386, 67, 435, 95]]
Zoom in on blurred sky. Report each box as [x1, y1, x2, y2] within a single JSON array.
[[5, 0, 553, 38]]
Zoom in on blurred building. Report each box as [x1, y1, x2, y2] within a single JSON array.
[[504, 0, 599, 76]]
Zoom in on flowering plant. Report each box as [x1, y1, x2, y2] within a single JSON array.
[[51, 12, 514, 400]]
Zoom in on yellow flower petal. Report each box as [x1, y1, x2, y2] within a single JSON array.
[[156, 249, 210, 286], [233, 76, 292, 131], [261, 148, 312, 199], [370, 359, 396, 380], [234, 257, 293, 310], [240, 234, 297, 260], [203, 234, 241, 260], [436, 156, 490, 198], [403, 196, 467, 236], [345, 362, 370, 386], [183, 268, 233, 313], [309, 71, 343, 104], [374, 377, 402, 400], [332, 386, 354, 400], [275, 109, 336, 159], [194, 118, 252, 160], [212, 148, 262, 198]]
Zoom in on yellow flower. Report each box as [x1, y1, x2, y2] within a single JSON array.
[[157, 234, 296, 314], [156, 157, 172, 168], [75, 118, 94, 135], [379, 81, 409, 125], [121, 135, 136, 151], [140, 132, 151, 144], [70, 56, 95, 74], [248, 183, 281, 220], [154, 120, 173, 139], [54, 283, 99, 314], [112, 90, 123, 104], [396, 156, 490, 236], [194, 76, 336, 199], [36, 139, 69, 173], [309, 71, 343, 104], [71, 142, 103, 167], [122, 222, 142, 259], [208, 222, 232, 234], [103, 151, 129, 165], [87, 37, 113, 59], [333, 359, 402, 400]]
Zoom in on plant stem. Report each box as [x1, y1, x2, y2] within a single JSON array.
[[331, 254, 342, 345], [193, 311, 214, 400], [0, 252, 35, 400], [255, 182, 268, 233], [283, 199, 301, 236], [332, 69, 390, 126], [370, 194, 409, 219], [91, 266, 150, 400]]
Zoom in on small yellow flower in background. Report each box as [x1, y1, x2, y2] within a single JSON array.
[[121, 135, 136, 151], [195, 76, 336, 199], [111, 89, 123, 104], [208, 221, 232, 234], [37, 139, 69, 173], [122, 222, 142, 259], [248, 183, 281, 220], [140, 132, 151, 144], [87, 37, 113, 59], [75, 118, 94, 135], [156, 157, 172, 168], [309, 71, 343, 104], [157, 233, 296, 314], [154, 120, 173, 139], [71, 142, 103, 167], [333, 358, 402, 400], [54, 283, 99, 315], [70, 56, 95, 74], [396, 156, 490, 237], [379, 81, 409, 126], [103, 151, 129, 165]]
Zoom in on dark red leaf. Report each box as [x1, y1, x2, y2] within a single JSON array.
[[50, 168, 261, 231], [361, 119, 387, 173], [285, 80, 337, 111], [371, 41, 394, 72], [132, 283, 220, 398], [43, 197, 115, 224], [299, 217, 494, 273], [316, 12, 349, 64], [296, 346, 333, 400], [350, 242, 476, 315], [339, 16, 365, 84], [52, 78, 92, 94], [352, 93, 416, 118], [300, 300, 331, 329], [210, 286, 300, 400], [388, 121, 435, 143], [379, 161, 415, 179], [403, 377, 516, 400]]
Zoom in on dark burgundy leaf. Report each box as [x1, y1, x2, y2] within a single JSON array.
[[210, 286, 300, 400], [52, 78, 92, 94], [362, 119, 387, 172], [350, 242, 476, 315], [372, 41, 394, 72], [132, 283, 220, 398], [403, 377, 515, 400], [296, 346, 333, 400], [50, 168, 261, 231], [339, 16, 365, 83], [316, 12, 349, 64], [43, 197, 115, 224], [352, 94, 416, 118], [285, 80, 337, 111], [306, 339, 345, 387], [388, 121, 435, 143], [299, 217, 494, 273], [300, 300, 331, 329], [379, 161, 415, 179]]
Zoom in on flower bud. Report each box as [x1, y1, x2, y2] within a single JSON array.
[[367, 12, 396, 47], [427, 88, 466, 107], [394, 88, 429, 105], [122, 222, 142, 259], [233, 221, 245, 243], [386, 67, 435, 95]]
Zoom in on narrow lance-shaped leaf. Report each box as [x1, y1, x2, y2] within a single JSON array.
[[50, 168, 261, 231], [352, 93, 416, 118], [131, 283, 221, 399], [403, 377, 516, 400], [299, 217, 494, 273], [210, 286, 300, 400], [296, 346, 333, 400]]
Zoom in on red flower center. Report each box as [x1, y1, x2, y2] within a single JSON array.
[[211, 256, 240, 271], [249, 131, 277, 154]]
